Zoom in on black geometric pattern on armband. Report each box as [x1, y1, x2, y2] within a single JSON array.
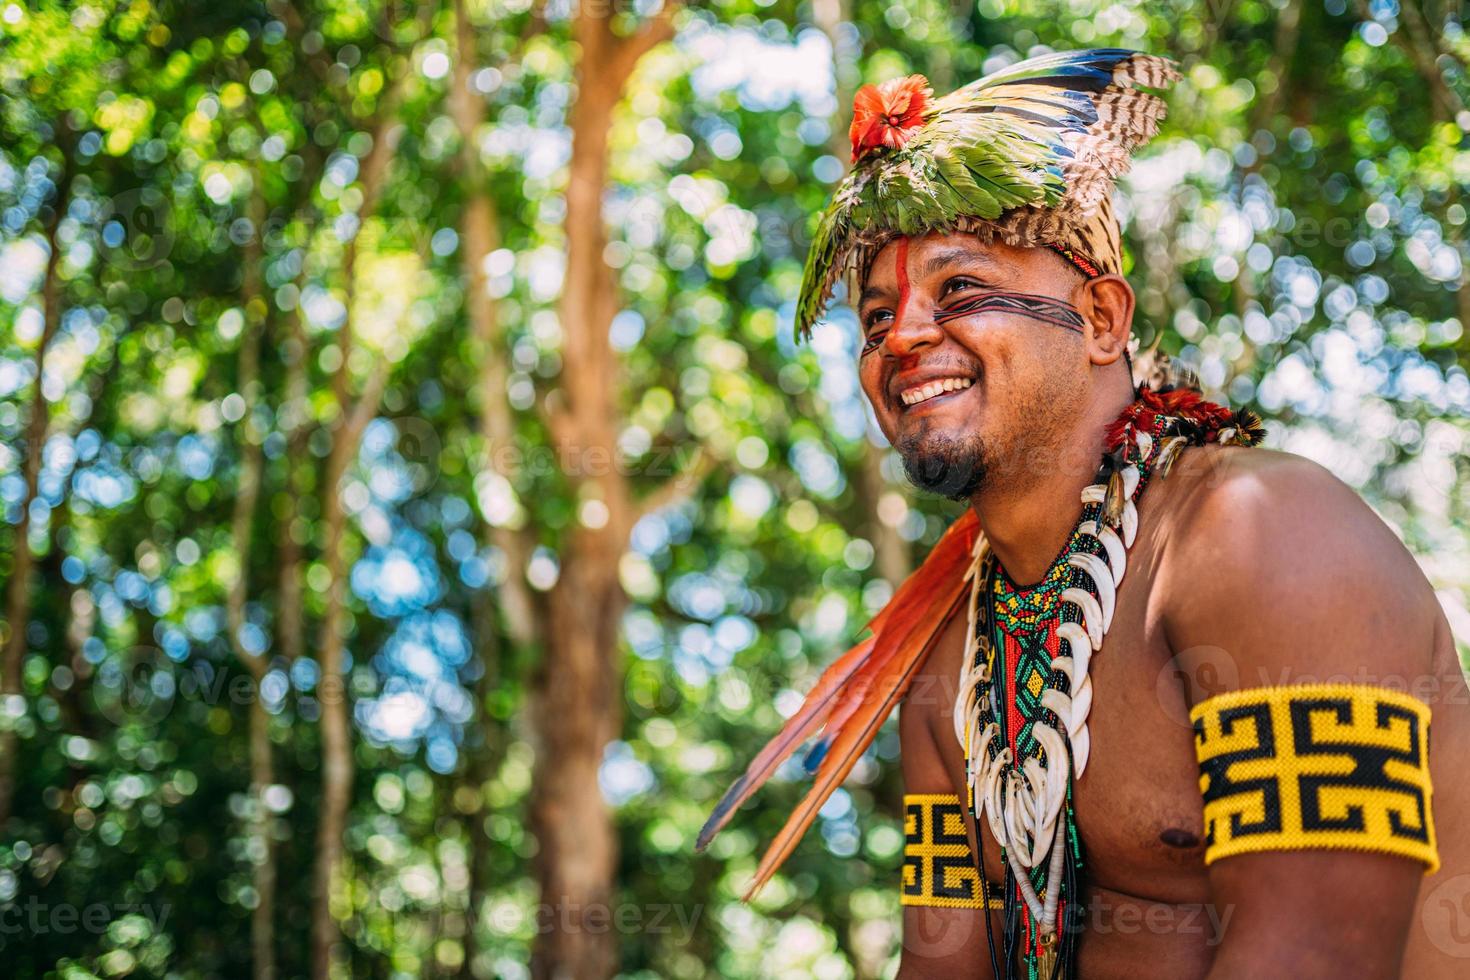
[[901, 793, 1003, 909], [1190, 684, 1438, 873]]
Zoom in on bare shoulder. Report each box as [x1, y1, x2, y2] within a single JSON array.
[[1151, 445, 1444, 689]]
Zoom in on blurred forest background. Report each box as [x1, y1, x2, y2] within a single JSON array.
[[2, 0, 1469, 977]]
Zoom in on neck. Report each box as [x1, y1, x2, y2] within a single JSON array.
[[969, 384, 1134, 585]]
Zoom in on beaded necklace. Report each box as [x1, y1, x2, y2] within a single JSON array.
[[952, 387, 1263, 980]]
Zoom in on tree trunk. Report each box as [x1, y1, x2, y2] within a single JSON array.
[[309, 107, 401, 978], [247, 691, 277, 977], [450, 0, 538, 650], [275, 301, 311, 666], [457, 591, 500, 980], [530, 552, 626, 979], [449, 6, 520, 974], [526, 8, 676, 979], [310, 448, 355, 979], [228, 178, 277, 980], [0, 158, 72, 828]]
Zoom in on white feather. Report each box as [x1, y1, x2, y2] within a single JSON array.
[[1135, 430, 1153, 461]]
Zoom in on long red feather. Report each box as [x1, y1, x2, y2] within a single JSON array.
[[696, 509, 981, 898]]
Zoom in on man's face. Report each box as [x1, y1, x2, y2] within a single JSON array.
[[857, 233, 1090, 499]]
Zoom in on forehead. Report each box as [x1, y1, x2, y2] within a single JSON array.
[[862, 233, 1047, 292]]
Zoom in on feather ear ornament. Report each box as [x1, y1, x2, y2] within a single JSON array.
[[696, 510, 984, 899]]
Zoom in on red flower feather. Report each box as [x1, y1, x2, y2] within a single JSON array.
[[848, 74, 932, 162]]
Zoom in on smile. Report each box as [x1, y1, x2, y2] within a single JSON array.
[[899, 376, 974, 407]]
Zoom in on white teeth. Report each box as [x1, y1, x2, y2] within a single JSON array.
[[900, 376, 973, 406]]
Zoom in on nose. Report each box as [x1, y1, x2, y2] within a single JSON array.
[[881, 306, 944, 357]]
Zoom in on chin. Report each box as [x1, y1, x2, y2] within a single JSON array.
[[896, 431, 988, 500]]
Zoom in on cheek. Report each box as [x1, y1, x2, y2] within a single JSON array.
[[858, 357, 886, 408]]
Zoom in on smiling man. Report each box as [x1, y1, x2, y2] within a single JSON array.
[[698, 49, 1467, 979]]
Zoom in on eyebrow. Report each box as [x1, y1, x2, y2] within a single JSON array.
[[920, 246, 1003, 280], [859, 244, 1006, 305]]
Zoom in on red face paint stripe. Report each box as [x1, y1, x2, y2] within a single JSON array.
[[893, 237, 911, 327]]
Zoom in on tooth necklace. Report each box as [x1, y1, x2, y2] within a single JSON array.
[[953, 386, 1264, 980]]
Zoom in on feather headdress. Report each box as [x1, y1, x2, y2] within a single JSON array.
[[796, 48, 1180, 338]]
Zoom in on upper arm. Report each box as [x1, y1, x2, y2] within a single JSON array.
[[1161, 450, 1439, 977], [895, 681, 995, 980]]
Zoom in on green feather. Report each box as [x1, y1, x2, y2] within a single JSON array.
[[934, 149, 1000, 218]]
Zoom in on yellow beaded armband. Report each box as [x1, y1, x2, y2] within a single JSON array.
[[901, 793, 1003, 909], [1191, 684, 1438, 873]]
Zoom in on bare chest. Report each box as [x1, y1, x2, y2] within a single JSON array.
[[907, 544, 1212, 906]]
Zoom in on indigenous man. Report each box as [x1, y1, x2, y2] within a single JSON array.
[[697, 49, 1468, 978]]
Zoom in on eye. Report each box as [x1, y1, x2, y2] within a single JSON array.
[[862, 307, 894, 330], [941, 276, 986, 298]]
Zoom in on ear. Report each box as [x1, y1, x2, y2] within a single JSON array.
[[1075, 274, 1134, 367]]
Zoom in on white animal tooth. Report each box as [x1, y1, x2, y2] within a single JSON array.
[[1122, 501, 1138, 548], [1135, 430, 1153, 461], [1006, 775, 1032, 867], [987, 775, 1007, 848], [1050, 654, 1076, 688], [1071, 676, 1094, 734], [1016, 766, 1038, 824], [983, 748, 1009, 842], [1079, 520, 1127, 584], [1058, 622, 1092, 678], [1121, 464, 1140, 500], [1041, 689, 1073, 732], [1068, 553, 1115, 632], [1022, 758, 1047, 838], [1072, 726, 1092, 778], [1097, 523, 1127, 584], [1061, 587, 1104, 649], [1030, 805, 1058, 868], [1031, 723, 1070, 826], [1081, 484, 1106, 504]]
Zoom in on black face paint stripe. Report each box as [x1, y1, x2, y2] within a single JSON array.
[[932, 291, 1085, 333], [861, 326, 890, 357]]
